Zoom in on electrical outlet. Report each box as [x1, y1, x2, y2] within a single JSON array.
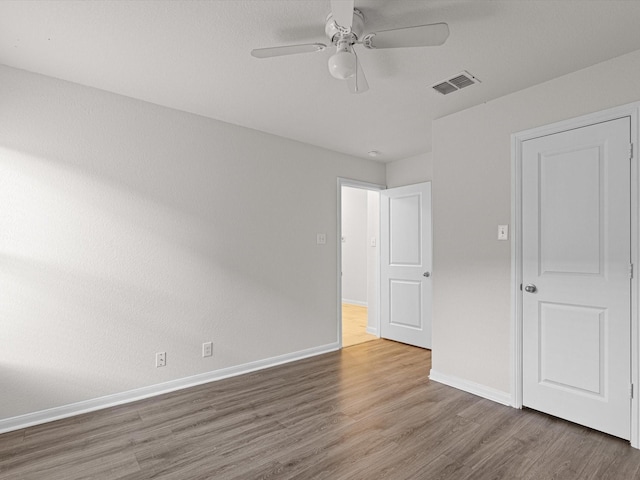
[[317, 233, 326, 245], [202, 341, 213, 358], [156, 352, 166, 367]]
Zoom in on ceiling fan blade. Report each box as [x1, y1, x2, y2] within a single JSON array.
[[251, 43, 326, 58], [347, 52, 369, 94], [331, 0, 354, 30], [363, 23, 449, 49]]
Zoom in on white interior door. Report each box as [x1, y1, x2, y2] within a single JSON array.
[[522, 117, 631, 439], [380, 182, 432, 348]]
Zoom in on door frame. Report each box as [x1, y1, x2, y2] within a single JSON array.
[[337, 178, 385, 348], [511, 102, 640, 447]]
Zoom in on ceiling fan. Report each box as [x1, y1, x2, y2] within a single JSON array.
[[250, 0, 449, 94]]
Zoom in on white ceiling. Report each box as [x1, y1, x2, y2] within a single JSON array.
[[2, 1, 640, 162]]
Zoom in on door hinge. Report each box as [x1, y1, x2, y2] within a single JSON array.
[[631, 143, 634, 160], [631, 263, 634, 279], [631, 383, 634, 399]]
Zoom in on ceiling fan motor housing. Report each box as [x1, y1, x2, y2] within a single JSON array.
[[325, 8, 364, 43]]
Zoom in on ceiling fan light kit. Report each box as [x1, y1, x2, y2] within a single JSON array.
[[328, 41, 357, 79], [250, 0, 450, 94]]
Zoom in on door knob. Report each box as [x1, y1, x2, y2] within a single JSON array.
[[423, 272, 431, 278], [524, 284, 537, 293]]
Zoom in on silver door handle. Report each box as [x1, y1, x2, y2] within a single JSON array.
[[423, 272, 430, 278], [524, 284, 537, 293]]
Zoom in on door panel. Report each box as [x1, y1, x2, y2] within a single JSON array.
[[380, 182, 432, 348], [390, 280, 422, 328], [538, 302, 605, 395], [539, 145, 602, 275], [522, 116, 631, 439], [390, 195, 421, 265]]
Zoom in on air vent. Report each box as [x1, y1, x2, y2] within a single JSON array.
[[432, 82, 457, 95], [432, 71, 480, 95]]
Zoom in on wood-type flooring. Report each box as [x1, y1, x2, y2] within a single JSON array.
[[342, 303, 377, 347], [2, 339, 640, 479]]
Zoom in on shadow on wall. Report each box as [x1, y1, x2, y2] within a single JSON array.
[[0, 65, 387, 422], [0, 362, 99, 411], [0, 142, 327, 417]]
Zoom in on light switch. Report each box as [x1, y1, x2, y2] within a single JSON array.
[[317, 233, 326, 245], [498, 224, 509, 241]]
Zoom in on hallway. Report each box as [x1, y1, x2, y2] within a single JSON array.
[[342, 303, 377, 347]]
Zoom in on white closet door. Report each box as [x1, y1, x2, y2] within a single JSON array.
[[522, 117, 631, 439]]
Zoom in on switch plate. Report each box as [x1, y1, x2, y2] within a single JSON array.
[[202, 342, 213, 358], [498, 224, 509, 241], [156, 352, 166, 367], [317, 233, 326, 245], [370, 237, 377, 247]]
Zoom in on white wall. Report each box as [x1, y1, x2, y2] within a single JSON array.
[[366, 191, 380, 333], [386, 152, 432, 188], [0, 65, 385, 423], [341, 186, 368, 305], [431, 48, 640, 395]]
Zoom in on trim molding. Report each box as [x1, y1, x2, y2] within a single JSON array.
[[429, 370, 512, 406], [0, 341, 340, 434], [342, 299, 368, 307]]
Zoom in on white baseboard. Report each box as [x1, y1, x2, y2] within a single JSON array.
[[366, 326, 378, 336], [0, 342, 340, 434], [429, 369, 512, 406], [342, 299, 368, 307]]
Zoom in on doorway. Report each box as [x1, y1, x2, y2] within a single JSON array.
[[338, 178, 433, 350], [512, 103, 640, 447], [338, 179, 384, 348], [340, 184, 380, 347]]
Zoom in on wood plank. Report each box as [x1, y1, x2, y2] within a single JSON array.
[[2, 339, 640, 479]]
